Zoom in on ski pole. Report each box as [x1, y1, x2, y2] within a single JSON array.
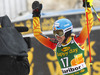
[[85, 0, 92, 66], [92, 5, 100, 21]]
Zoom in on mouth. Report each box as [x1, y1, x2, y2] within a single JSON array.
[[57, 38, 63, 43]]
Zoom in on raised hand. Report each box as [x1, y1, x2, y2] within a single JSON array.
[[83, 0, 93, 7], [32, 1, 42, 17]]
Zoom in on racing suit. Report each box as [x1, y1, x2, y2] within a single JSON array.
[[33, 8, 93, 75]]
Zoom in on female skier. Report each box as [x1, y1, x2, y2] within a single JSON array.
[[32, 0, 93, 75]]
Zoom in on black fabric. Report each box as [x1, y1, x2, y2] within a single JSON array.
[[83, 2, 91, 7], [24, 37, 32, 48], [0, 56, 30, 75], [82, 0, 91, 7], [32, 1, 42, 17], [0, 17, 2, 23], [0, 15, 28, 56]]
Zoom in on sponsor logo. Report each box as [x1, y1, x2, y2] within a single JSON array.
[[64, 24, 70, 27], [61, 47, 70, 52], [62, 66, 81, 74], [54, 23, 59, 27], [61, 63, 86, 74]]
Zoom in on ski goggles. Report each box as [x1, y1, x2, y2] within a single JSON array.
[[53, 30, 64, 37]]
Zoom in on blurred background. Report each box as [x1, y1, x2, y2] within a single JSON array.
[[0, 0, 100, 75], [0, 0, 100, 20]]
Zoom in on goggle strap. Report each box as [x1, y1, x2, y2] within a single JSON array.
[[63, 26, 73, 33]]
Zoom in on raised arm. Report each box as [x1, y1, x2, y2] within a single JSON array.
[[32, 1, 57, 50], [74, 0, 94, 44]]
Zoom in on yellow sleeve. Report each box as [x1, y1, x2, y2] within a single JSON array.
[[33, 17, 57, 50], [75, 8, 94, 44]]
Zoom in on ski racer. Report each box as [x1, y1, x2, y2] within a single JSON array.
[[32, 0, 93, 75]]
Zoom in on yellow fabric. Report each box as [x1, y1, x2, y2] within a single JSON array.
[[83, 72, 89, 75], [87, 0, 93, 6]]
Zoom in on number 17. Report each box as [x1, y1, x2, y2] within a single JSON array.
[[61, 57, 68, 67]]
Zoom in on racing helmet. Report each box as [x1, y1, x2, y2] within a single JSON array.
[[53, 18, 73, 37]]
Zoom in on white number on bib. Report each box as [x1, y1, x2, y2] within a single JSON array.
[[61, 57, 68, 67]]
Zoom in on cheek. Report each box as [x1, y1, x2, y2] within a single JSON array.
[[62, 36, 65, 40]]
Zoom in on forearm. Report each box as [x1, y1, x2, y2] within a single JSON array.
[[75, 8, 93, 44], [33, 17, 56, 50], [33, 17, 42, 36]]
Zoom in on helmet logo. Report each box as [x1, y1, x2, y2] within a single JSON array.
[[64, 24, 70, 27], [54, 23, 60, 30], [54, 23, 59, 27], [54, 27, 56, 30]]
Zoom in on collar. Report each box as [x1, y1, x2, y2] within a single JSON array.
[[62, 36, 72, 45]]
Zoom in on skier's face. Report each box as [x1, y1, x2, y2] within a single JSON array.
[[55, 35, 65, 44], [53, 30, 65, 43]]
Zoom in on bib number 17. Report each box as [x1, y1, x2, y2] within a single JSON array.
[[61, 57, 68, 67]]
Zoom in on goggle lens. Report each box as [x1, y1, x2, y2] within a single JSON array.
[[53, 30, 64, 37]]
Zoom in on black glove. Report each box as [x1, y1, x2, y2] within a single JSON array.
[[83, 0, 93, 7], [32, 1, 42, 17]]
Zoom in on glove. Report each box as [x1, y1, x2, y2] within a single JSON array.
[[83, 0, 93, 7], [32, 1, 42, 17]]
